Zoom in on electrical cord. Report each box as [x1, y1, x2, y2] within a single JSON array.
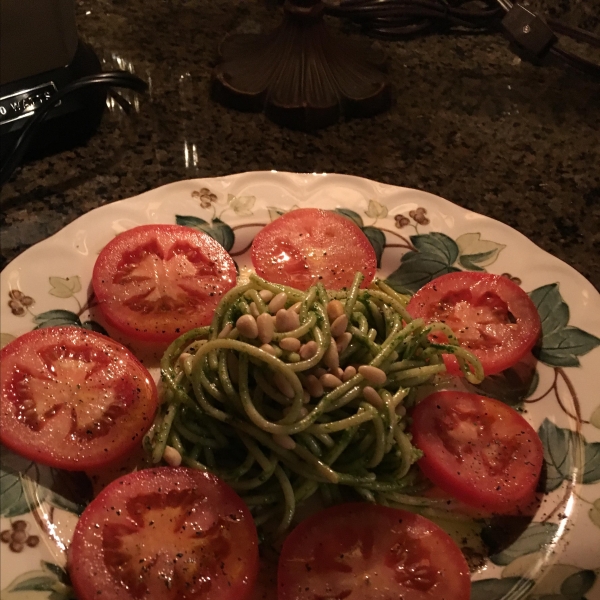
[[0, 71, 148, 190], [325, 0, 600, 77]]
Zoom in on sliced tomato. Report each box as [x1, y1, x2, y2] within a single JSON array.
[[411, 391, 544, 514], [277, 503, 471, 600], [251, 208, 377, 290], [93, 224, 237, 343], [406, 272, 541, 376], [0, 326, 157, 471], [68, 467, 259, 600]]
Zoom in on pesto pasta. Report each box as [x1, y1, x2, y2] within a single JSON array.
[[146, 272, 484, 536]]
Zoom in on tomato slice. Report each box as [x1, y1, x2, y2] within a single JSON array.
[[93, 224, 237, 343], [0, 326, 157, 471], [277, 503, 471, 600], [251, 208, 377, 290], [406, 272, 541, 376], [411, 391, 544, 514], [68, 467, 259, 600]]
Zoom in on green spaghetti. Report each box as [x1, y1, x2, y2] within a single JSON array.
[[147, 272, 483, 536]]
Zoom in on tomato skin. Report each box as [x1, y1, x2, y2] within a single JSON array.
[[277, 503, 471, 600], [68, 467, 259, 600], [251, 208, 377, 290], [0, 326, 157, 471], [93, 224, 237, 343], [411, 391, 544, 514], [406, 272, 541, 376]]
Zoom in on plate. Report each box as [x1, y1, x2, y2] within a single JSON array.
[[1, 171, 600, 600]]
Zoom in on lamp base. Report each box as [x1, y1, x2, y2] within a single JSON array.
[[211, 0, 391, 130]]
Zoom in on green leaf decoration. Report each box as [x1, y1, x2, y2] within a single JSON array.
[[384, 232, 461, 293], [362, 226, 386, 268], [489, 522, 559, 566], [227, 193, 256, 216], [530, 284, 570, 337], [175, 215, 235, 252], [0, 457, 46, 517], [42, 562, 69, 585], [455, 233, 505, 271], [364, 199, 388, 219], [0, 332, 16, 349], [538, 327, 600, 368], [385, 252, 460, 294], [589, 498, 600, 529], [539, 418, 579, 492], [561, 569, 596, 596], [334, 208, 364, 228], [81, 320, 108, 335], [33, 309, 81, 329], [8, 575, 57, 593], [529, 284, 600, 367], [412, 232, 459, 262], [538, 419, 600, 491], [471, 577, 534, 600], [48, 276, 81, 299], [591, 405, 600, 429]]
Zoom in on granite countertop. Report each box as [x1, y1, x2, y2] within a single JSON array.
[[0, 0, 598, 289]]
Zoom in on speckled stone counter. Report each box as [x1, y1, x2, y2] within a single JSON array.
[[1, 0, 599, 289]]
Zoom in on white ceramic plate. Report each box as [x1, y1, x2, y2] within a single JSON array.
[[1, 171, 600, 600]]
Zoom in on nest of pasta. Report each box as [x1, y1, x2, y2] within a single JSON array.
[[148, 272, 483, 537]]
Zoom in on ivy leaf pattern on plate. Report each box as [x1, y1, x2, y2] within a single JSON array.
[[33, 310, 82, 329], [384, 232, 461, 293], [1, 561, 74, 599], [365, 199, 388, 220], [538, 419, 600, 492], [0, 332, 16, 348], [487, 522, 559, 566], [48, 277, 81, 299], [529, 284, 600, 367], [0, 460, 47, 518], [455, 233, 506, 272], [175, 215, 235, 252], [227, 193, 256, 217]]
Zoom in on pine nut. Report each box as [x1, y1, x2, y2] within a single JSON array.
[[304, 375, 324, 398], [218, 323, 233, 339], [257, 312, 275, 344], [323, 340, 339, 370], [163, 446, 182, 467], [249, 302, 260, 318], [299, 341, 318, 360], [313, 367, 327, 378], [274, 372, 295, 398], [280, 337, 302, 352], [396, 404, 407, 417], [358, 365, 387, 386], [273, 434, 296, 450], [336, 332, 352, 354], [330, 314, 348, 338], [236, 314, 258, 339], [327, 299, 345, 322], [320, 373, 343, 388], [276, 308, 300, 332], [332, 367, 344, 380], [259, 289, 274, 302], [303, 390, 311, 404], [290, 301, 302, 313], [178, 352, 191, 368], [342, 365, 357, 382], [260, 343, 278, 356], [363, 386, 384, 410], [269, 292, 288, 313]]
